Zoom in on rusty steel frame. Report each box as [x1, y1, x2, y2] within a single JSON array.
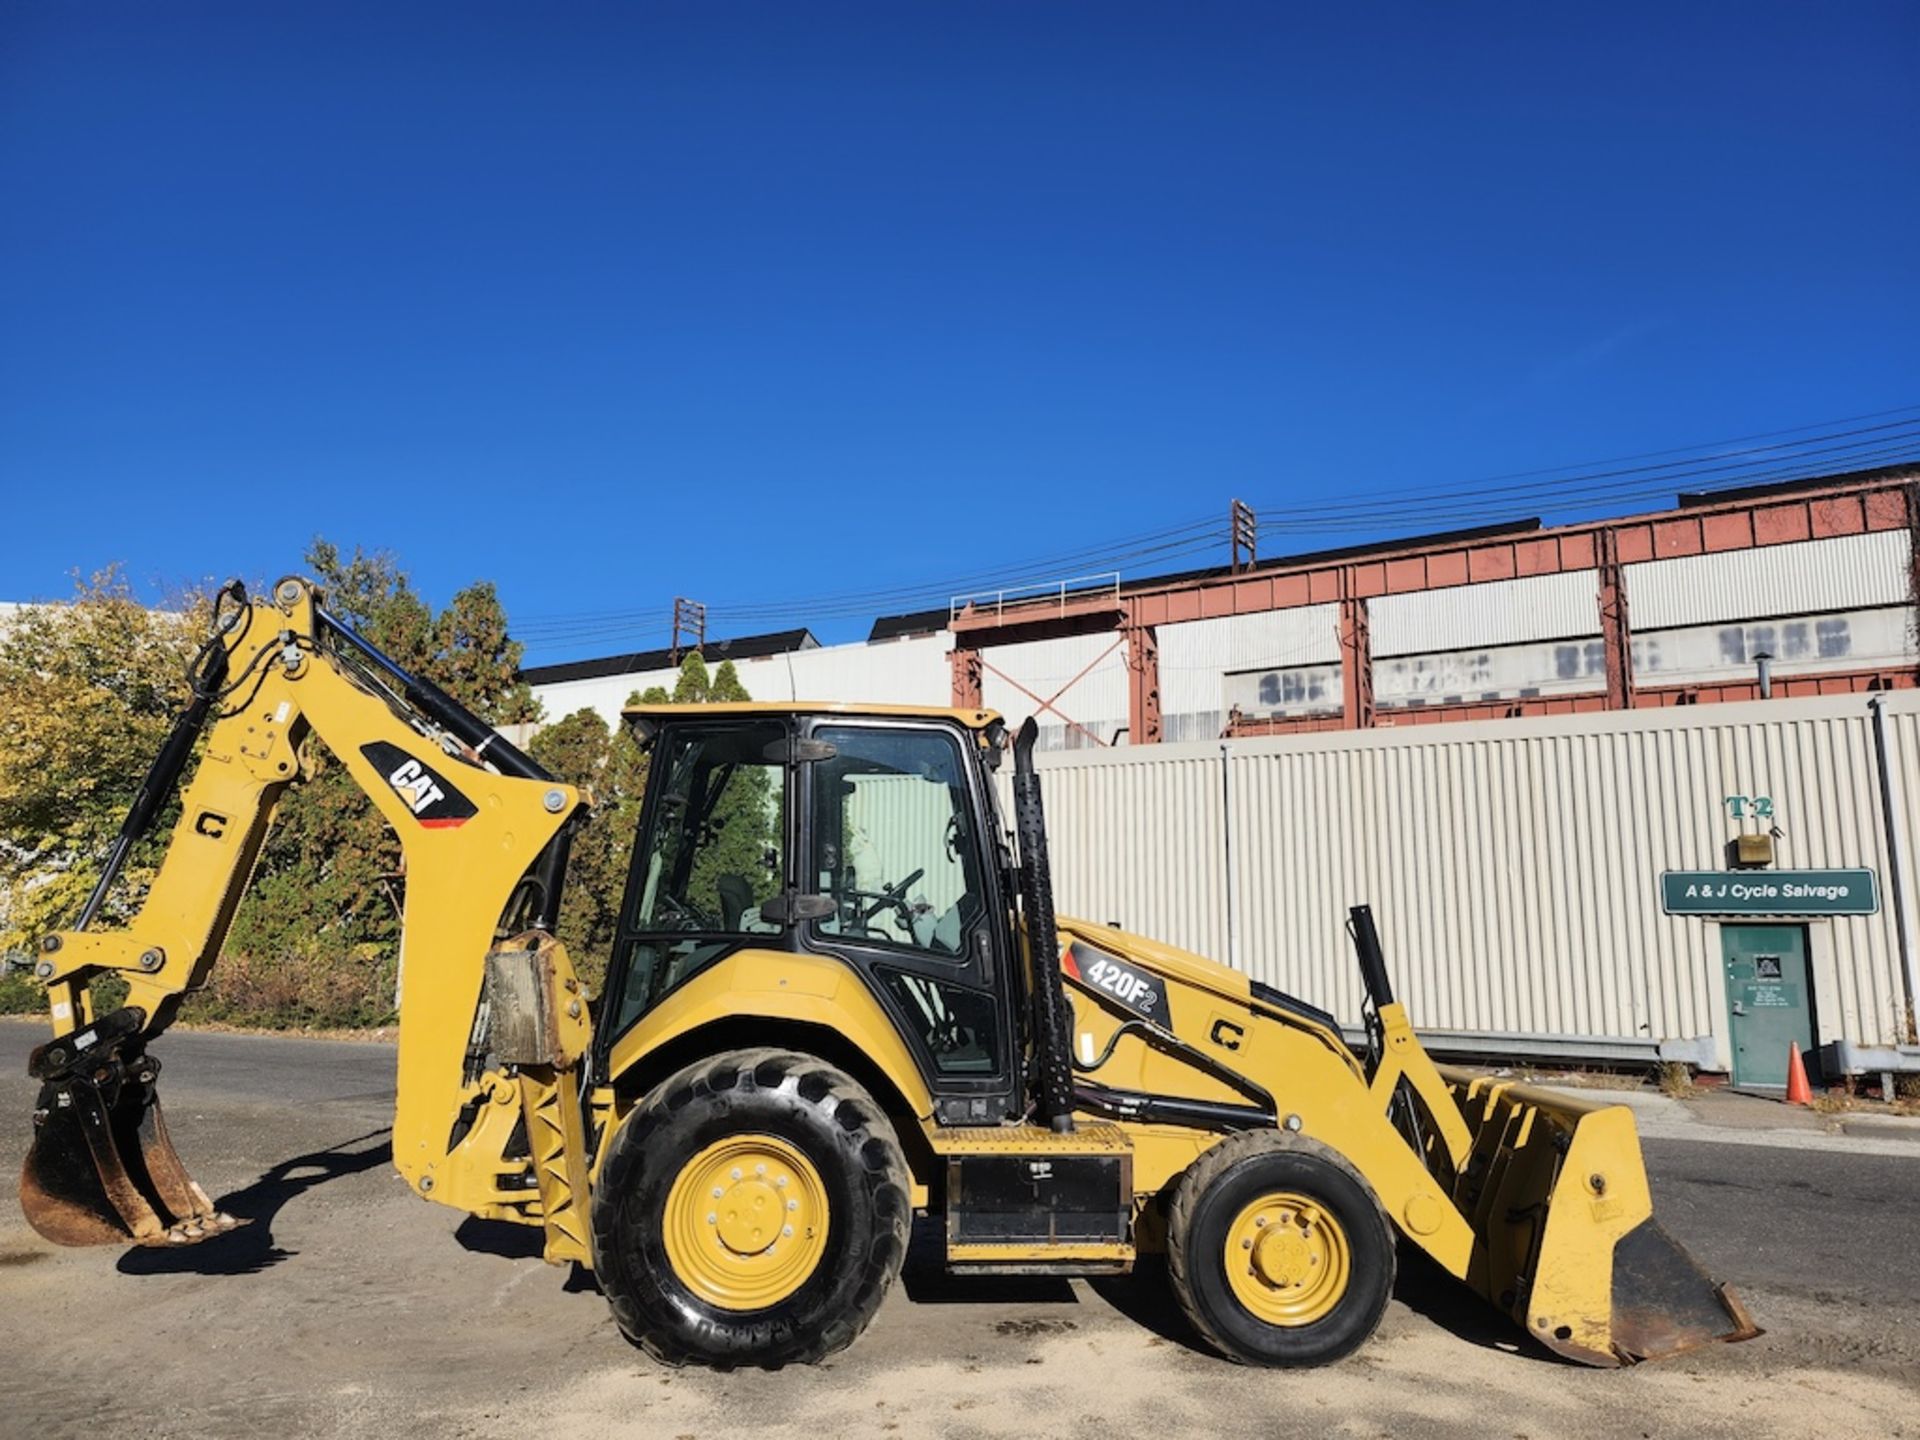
[[952, 472, 1920, 741], [978, 635, 1127, 749]]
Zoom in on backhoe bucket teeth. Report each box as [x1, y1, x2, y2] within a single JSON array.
[[20, 1037, 241, 1248], [1442, 1069, 1761, 1366]]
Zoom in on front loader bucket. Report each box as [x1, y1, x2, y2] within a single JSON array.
[[1440, 1069, 1760, 1366], [20, 1028, 241, 1248]]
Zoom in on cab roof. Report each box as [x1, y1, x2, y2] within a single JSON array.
[[620, 700, 1002, 729]]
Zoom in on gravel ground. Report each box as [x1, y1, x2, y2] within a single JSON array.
[[3, 1022, 1916, 1440]]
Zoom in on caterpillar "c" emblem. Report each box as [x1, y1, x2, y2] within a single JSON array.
[[1210, 1017, 1246, 1052]]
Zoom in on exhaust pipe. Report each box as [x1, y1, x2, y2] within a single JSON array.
[[1011, 719, 1076, 1133]]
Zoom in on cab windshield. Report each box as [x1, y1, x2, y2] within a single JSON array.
[[609, 721, 786, 1033]]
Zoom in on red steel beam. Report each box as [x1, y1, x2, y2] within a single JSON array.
[[1339, 595, 1373, 730], [949, 645, 983, 710], [1596, 527, 1635, 710], [1124, 616, 1162, 746]]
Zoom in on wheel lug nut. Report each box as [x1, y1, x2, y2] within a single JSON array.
[[756, 1164, 767, 1176], [712, 1186, 723, 1198], [787, 1199, 798, 1211], [731, 1167, 742, 1180], [707, 1213, 717, 1225], [782, 1225, 793, 1237]]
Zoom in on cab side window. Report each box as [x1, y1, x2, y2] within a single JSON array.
[[812, 725, 984, 958]]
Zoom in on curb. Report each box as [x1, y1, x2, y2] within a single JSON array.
[[1840, 1114, 1920, 1144]]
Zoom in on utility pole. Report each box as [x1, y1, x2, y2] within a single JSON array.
[[670, 597, 707, 664], [1230, 499, 1258, 574]]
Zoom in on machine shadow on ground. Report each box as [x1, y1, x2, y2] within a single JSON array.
[[115, 1129, 392, 1278], [1389, 1245, 1554, 1362], [898, 1214, 1077, 1306]]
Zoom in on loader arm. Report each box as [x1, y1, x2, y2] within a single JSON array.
[[20, 577, 593, 1255]]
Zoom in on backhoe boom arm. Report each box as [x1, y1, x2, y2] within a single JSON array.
[[21, 577, 592, 1250]]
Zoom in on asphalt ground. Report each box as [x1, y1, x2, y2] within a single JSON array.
[[2, 1020, 1916, 1440]]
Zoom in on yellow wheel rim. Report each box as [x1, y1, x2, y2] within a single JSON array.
[[662, 1134, 830, 1312], [1223, 1190, 1351, 1326]]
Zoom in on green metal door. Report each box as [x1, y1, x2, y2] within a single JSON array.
[[1721, 925, 1814, 1088]]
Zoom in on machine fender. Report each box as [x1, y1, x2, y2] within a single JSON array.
[[601, 950, 935, 1164]]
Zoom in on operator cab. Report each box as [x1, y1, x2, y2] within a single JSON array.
[[599, 704, 1024, 1124]]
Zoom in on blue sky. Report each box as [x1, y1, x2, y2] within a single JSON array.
[[3, 3, 1915, 655]]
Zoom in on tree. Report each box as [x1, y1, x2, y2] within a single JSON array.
[[0, 542, 550, 1024], [0, 571, 205, 1010], [529, 654, 765, 995], [659, 656, 774, 920], [529, 705, 649, 993]]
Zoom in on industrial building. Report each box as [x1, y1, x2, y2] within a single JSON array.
[[522, 465, 1920, 1085]]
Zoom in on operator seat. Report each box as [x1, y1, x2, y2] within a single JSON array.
[[717, 873, 753, 931]]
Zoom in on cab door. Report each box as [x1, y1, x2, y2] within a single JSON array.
[[798, 718, 1022, 1125]]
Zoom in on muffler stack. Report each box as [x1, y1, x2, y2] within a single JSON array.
[[19, 1007, 239, 1247]]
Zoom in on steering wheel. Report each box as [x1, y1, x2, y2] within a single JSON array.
[[850, 868, 926, 928], [655, 892, 717, 932]]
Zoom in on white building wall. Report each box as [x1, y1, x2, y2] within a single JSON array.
[[530, 665, 687, 730], [979, 632, 1130, 749], [530, 633, 953, 730], [1024, 692, 1919, 1066], [730, 634, 951, 707], [1161, 606, 1340, 741]]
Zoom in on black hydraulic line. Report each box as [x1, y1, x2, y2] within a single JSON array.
[[1072, 1080, 1271, 1133], [72, 646, 231, 933], [315, 606, 551, 784], [527, 828, 575, 935], [1012, 718, 1076, 1133], [1069, 1012, 1275, 1112]]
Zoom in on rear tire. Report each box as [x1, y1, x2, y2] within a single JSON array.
[[1166, 1129, 1395, 1367], [591, 1048, 910, 1369]]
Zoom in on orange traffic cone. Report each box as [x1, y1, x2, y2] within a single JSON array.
[[1785, 1042, 1813, 1105]]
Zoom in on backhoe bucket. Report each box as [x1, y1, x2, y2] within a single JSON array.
[[19, 1028, 240, 1248], [1441, 1069, 1760, 1366]]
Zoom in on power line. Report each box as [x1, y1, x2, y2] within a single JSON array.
[[513, 404, 1920, 659], [1252, 417, 1920, 521]]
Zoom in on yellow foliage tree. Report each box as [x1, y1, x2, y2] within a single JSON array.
[[0, 571, 205, 978]]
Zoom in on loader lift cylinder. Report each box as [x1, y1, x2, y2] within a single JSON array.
[[1011, 718, 1075, 1133], [1347, 904, 1394, 1010]]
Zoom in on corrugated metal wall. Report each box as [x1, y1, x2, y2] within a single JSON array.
[[842, 773, 971, 918], [1024, 692, 1920, 1063], [1022, 743, 1233, 963], [1625, 531, 1913, 629], [1371, 570, 1599, 655]]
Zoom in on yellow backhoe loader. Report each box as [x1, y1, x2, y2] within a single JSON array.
[[17, 577, 1758, 1368]]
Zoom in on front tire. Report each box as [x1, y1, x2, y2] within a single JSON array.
[[591, 1048, 910, 1369], [1166, 1129, 1395, 1366]]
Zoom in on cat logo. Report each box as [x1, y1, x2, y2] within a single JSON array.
[[359, 741, 478, 828], [388, 758, 447, 815]]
